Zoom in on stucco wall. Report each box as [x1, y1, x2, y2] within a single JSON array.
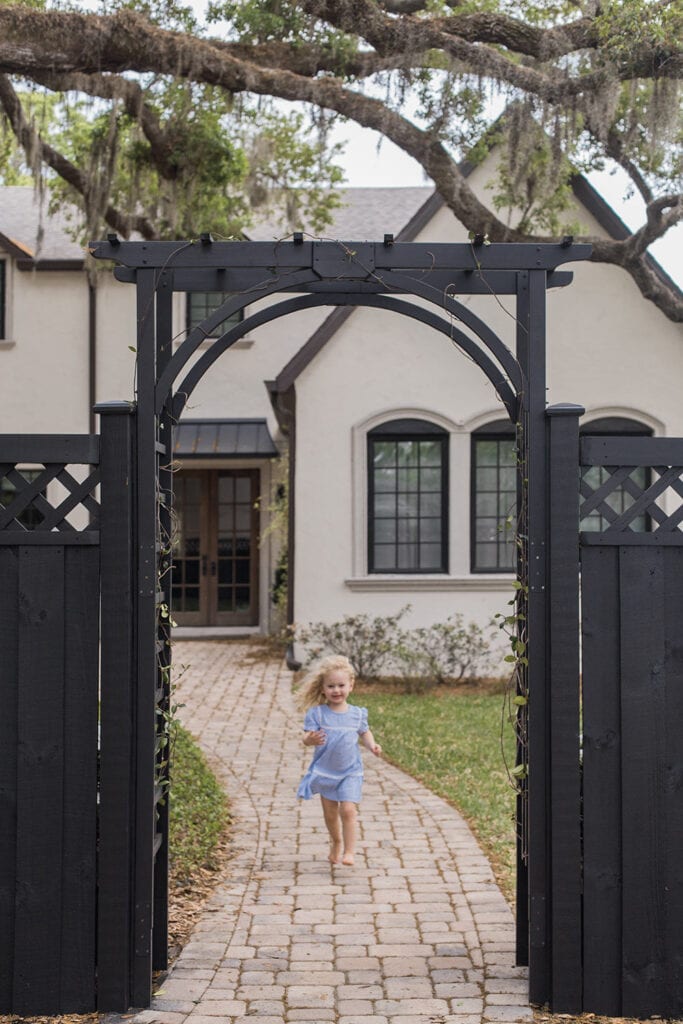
[[290, 177, 683, 654]]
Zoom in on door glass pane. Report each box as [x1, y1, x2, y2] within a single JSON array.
[[218, 475, 234, 501], [172, 474, 204, 615], [235, 477, 251, 502], [215, 472, 257, 621]]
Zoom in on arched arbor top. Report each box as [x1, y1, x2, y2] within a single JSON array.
[[90, 235, 590, 419]]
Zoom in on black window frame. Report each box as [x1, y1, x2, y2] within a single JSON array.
[[186, 289, 244, 339], [470, 420, 517, 574], [367, 418, 449, 575]]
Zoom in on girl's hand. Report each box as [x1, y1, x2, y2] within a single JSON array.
[[304, 729, 326, 747], [370, 743, 382, 756]]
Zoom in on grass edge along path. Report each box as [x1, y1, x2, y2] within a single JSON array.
[[167, 722, 232, 959], [356, 682, 518, 903]]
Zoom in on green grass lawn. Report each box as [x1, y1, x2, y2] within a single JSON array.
[[357, 683, 519, 902], [169, 723, 230, 883]]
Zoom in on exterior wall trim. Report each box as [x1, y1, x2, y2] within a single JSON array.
[[345, 574, 515, 592]]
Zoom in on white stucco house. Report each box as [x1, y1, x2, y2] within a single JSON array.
[[1, 165, 681, 653]]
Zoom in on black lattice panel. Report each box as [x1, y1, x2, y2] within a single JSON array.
[[579, 436, 683, 546], [0, 437, 100, 543]]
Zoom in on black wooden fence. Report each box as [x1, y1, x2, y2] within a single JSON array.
[[0, 405, 167, 1014], [545, 409, 683, 1017], [580, 434, 683, 1018], [0, 435, 100, 1014]]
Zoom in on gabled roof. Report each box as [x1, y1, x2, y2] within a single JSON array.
[[0, 185, 435, 267], [246, 186, 434, 244], [0, 187, 84, 265]]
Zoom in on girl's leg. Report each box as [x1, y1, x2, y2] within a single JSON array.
[[339, 801, 358, 865], [320, 796, 342, 863]]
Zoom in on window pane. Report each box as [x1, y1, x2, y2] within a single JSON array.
[[398, 441, 419, 467], [420, 492, 441, 516], [375, 468, 397, 492], [420, 468, 441, 491], [235, 477, 251, 501], [374, 493, 395, 517], [398, 467, 418, 492], [477, 440, 499, 466], [373, 545, 396, 570], [476, 493, 498, 516], [500, 467, 516, 491], [397, 519, 418, 543], [419, 543, 442, 569], [475, 543, 498, 568], [477, 468, 498, 491], [421, 517, 441, 542], [419, 440, 441, 466], [373, 442, 396, 467], [218, 475, 234, 501], [374, 519, 396, 543], [397, 543, 418, 568], [398, 493, 419, 517]]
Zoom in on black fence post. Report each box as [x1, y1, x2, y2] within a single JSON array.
[[133, 269, 159, 1007], [516, 269, 550, 1004], [96, 400, 137, 1012], [153, 271, 174, 973], [546, 403, 583, 1011]]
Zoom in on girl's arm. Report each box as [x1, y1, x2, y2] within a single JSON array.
[[360, 729, 382, 756], [303, 729, 326, 747]]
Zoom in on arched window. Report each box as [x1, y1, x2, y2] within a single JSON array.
[[471, 419, 517, 573], [367, 419, 448, 573], [580, 416, 652, 533]]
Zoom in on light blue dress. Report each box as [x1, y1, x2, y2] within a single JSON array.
[[297, 703, 369, 803]]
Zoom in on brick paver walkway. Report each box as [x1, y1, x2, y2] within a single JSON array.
[[129, 640, 532, 1024]]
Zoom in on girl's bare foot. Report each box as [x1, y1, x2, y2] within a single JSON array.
[[341, 851, 355, 866], [328, 839, 342, 864]]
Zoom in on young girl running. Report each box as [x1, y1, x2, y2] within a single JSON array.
[[296, 655, 382, 865]]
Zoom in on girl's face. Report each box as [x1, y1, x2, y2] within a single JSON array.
[[322, 668, 354, 707]]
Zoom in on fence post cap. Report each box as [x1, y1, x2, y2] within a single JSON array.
[[546, 403, 585, 418], [94, 400, 137, 416]]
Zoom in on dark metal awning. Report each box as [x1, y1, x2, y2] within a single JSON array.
[[173, 419, 278, 459]]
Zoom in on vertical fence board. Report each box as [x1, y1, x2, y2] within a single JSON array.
[[620, 546, 668, 1017], [663, 548, 683, 1013], [581, 545, 622, 1014], [13, 546, 65, 1015], [546, 406, 582, 1011], [60, 545, 99, 1010], [0, 547, 18, 1011], [97, 403, 136, 1011]]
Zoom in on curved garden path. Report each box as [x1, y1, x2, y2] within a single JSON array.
[[125, 639, 532, 1024]]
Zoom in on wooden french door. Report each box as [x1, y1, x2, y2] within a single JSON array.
[[172, 469, 260, 626]]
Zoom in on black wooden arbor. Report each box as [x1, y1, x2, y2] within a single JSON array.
[[1, 235, 682, 1016]]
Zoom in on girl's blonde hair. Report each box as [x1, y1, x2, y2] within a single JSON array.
[[295, 654, 356, 712]]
